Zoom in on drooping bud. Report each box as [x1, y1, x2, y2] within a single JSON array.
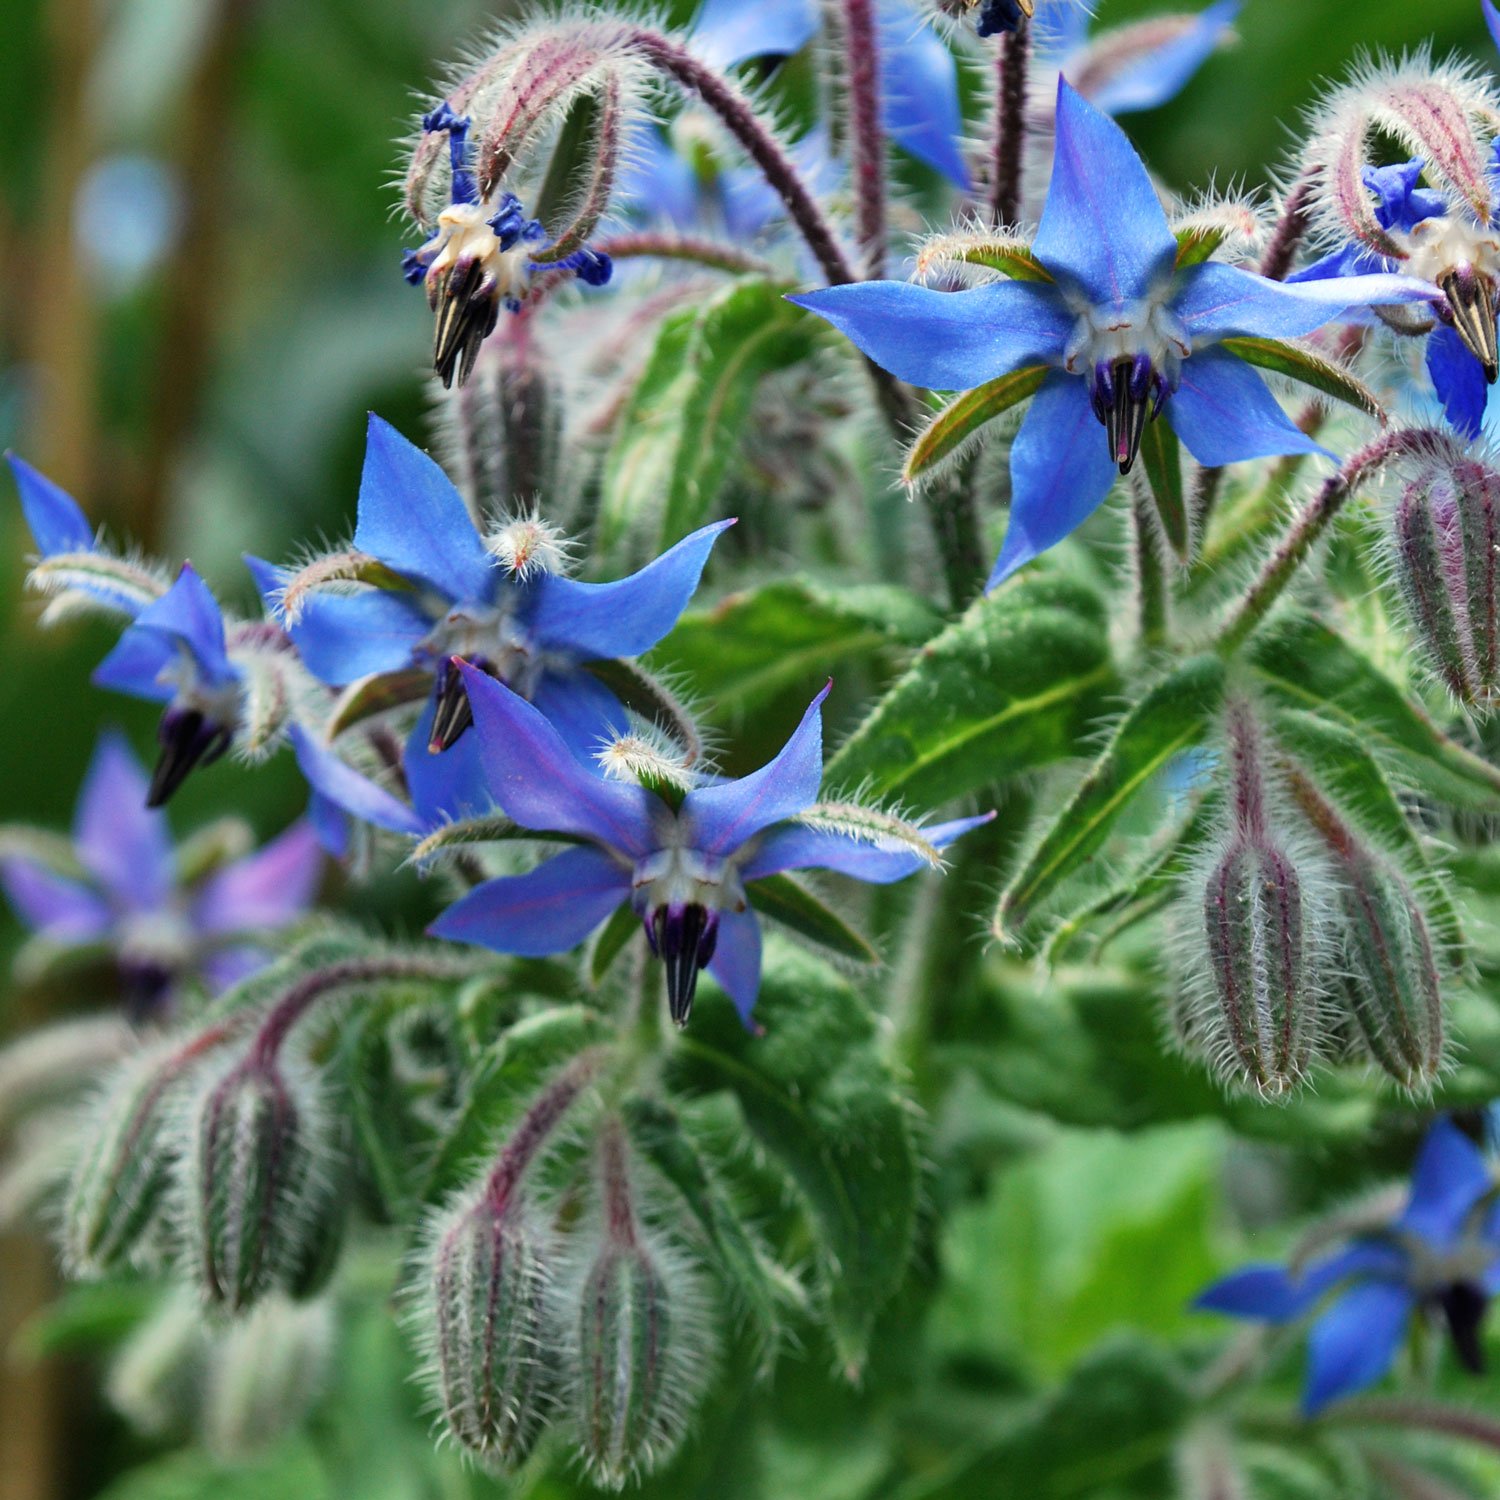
[[183, 1048, 337, 1312], [149, 704, 235, 807], [1392, 455, 1500, 706], [61, 1031, 227, 1277], [1288, 771, 1445, 1090], [104, 1289, 209, 1438], [562, 1124, 710, 1489], [1186, 700, 1321, 1096]]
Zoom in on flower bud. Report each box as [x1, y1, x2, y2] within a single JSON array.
[[419, 1190, 557, 1471], [1393, 459, 1500, 705], [183, 1051, 336, 1312], [105, 1289, 208, 1438]]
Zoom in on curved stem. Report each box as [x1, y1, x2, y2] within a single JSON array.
[[592, 231, 775, 278], [484, 1051, 601, 1212], [989, 18, 1031, 229], [840, 0, 887, 276], [1260, 169, 1319, 281]]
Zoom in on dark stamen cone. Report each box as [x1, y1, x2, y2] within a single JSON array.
[[1091, 356, 1161, 475], [149, 707, 233, 807], [1439, 265, 1499, 382], [429, 656, 496, 753], [1437, 1281, 1490, 1374], [647, 905, 719, 1028], [432, 263, 502, 391]]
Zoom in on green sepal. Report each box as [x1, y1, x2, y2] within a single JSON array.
[[1141, 419, 1188, 561], [1220, 336, 1383, 419], [903, 366, 1049, 484], [747, 873, 881, 967]]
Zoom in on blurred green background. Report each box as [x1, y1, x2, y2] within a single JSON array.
[[0, 0, 1492, 1496]]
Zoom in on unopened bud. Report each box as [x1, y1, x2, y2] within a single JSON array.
[[105, 1289, 209, 1438], [1394, 460, 1500, 706], [419, 1191, 557, 1470], [183, 1051, 336, 1312]]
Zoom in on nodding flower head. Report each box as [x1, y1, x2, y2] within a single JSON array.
[[403, 103, 612, 389], [427, 671, 991, 1027]]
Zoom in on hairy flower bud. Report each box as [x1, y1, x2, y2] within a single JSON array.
[[183, 1050, 337, 1312], [1393, 458, 1500, 706], [420, 1191, 557, 1470]]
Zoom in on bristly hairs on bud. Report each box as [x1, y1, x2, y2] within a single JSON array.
[[558, 1119, 717, 1490], [483, 510, 575, 580], [595, 723, 699, 798]]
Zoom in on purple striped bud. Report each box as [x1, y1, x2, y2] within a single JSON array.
[[183, 1050, 337, 1312], [1393, 458, 1500, 706]]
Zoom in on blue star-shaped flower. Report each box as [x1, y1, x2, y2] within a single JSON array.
[[426, 668, 991, 1026], [1196, 1119, 1500, 1415], [269, 416, 731, 779], [0, 733, 322, 1017], [790, 80, 1438, 589]]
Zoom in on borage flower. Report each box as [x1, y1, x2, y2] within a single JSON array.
[[268, 415, 730, 773], [428, 669, 991, 1027], [1196, 1119, 1500, 1415], [0, 733, 321, 1018], [403, 103, 613, 389], [790, 80, 1438, 588]]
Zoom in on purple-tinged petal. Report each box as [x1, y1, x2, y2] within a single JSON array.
[[618, 125, 701, 229], [6, 454, 96, 557], [529, 672, 629, 765], [1427, 325, 1489, 440], [742, 812, 994, 884], [92, 629, 178, 703], [1085, 1, 1240, 117], [289, 590, 432, 686], [788, 280, 1071, 390], [876, 1, 970, 187], [289, 726, 425, 838], [405, 705, 495, 828], [353, 415, 492, 605], [525, 520, 733, 660], [723, 130, 842, 242], [73, 733, 173, 911], [682, 686, 828, 858], [1033, 80, 1177, 307], [1169, 349, 1334, 468], [428, 846, 630, 956], [461, 668, 657, 858], [1172, 261, 1441, 345], [307, 791, 350, 859], [986, 371, 1120, 589], [241, 554, 285, 610], [1303, 1281, 1414, 1416], [0, 859, 111, 941], [193, 821, 323, 935], [1398, 1118, 1494, 1250], [706, 906, 763, 1024], [1488, 0, 1500, 53], [692, 0, 818, 71], [128, 564, 236, 689], [202, 945, 270, 993]]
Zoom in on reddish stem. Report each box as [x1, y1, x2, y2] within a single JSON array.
[[840, 0, 887, 276]]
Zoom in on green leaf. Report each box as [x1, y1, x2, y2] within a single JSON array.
[[995, 654, 1226, 941], [1248, 613, 1500, 812], [824, 575, 1117, 806], [423, 1004, 608, 1201], [586, 900, 640, 987], [656, 577, 943, 717], [92, 1444, 330, 1500], [16, 1280, 160, 1358], [747, 873, 881, 966], [903, 366, 1048, 483], [1174, 222, 1230, 269], [669, 944, 919, 1375], [1140, 419, 1187, 560], [1220, 336, 1382, 418], [598, 280, 817, 559], [1270, 707, 1466, 961], [624, 1096, 791, 1373]]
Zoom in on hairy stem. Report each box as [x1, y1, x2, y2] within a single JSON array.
[[1259, 169, 1319, 281], [1132, 491, 1168, 649], [484, 1052, 601, 1211], [592, 231, 775, 277], [990, 17, 1031, 228], [840, 0, 887, 275]]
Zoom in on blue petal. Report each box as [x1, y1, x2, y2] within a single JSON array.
[[1398, 1117, 1494, 1251], [707, 906, 763, 1025], [1287, 244, 1385, 285], [1032, 2, 1089, 55], [788, 280, 1071, 390], [131, 563, 236, 689], [529, 672, 629, 765], [742, 811, 994, 884], [289, 726, 425, 837], [73, 733, 173, 911], [6, 454, 96, 557], [1303, 1281, 1413, 1416], [876, 1, 970, 187], [193, 821, 323, 935], [1087, 1, 1240, 117], [92, 629, 178, 704], [1173, 261, 1440, 344], [1426, 325, 1489, 440], [681, 685, 828, 858], [1194, 1265, 1310, 1323], [692, 0, 818, 71], [428, 846, 630, 956], [722, 129, 842, 242], [1169, 348, 1334, 467], [289, 590, 431, 686], [618, 125, 701, 229], [307, 791, 351, 859], [0, 859, 111, 940], [405, 705, 495, 828], [461, 667, 657, 858], [1488, 0, 1500, 53], [986, 371, 1120, 589], [241, 554, 286, 609], [353, 414, 492, 605], [1032, 80, 1177, 306], [524, 520, 733, 660]]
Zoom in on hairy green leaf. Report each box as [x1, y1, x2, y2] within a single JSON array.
[[1221, 336, 1383, 418], [904, 366, 1048, 483], [748, 873, 881, 966]]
